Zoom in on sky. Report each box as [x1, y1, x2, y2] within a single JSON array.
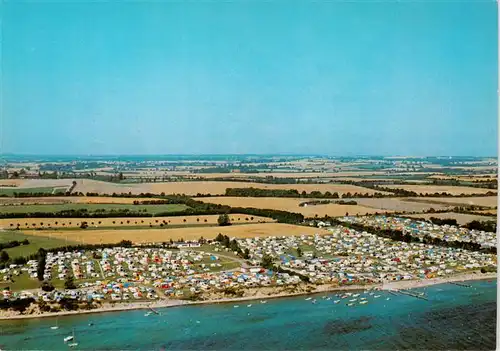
[[1, 1, 498, 156]]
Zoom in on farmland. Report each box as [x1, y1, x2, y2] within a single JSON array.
[[383, 184, 496, 195], [406, 196, 498, 208], [0, 196, 161, 206], [405, 212, 496, 225], [197, 196, 388, 217], [0, 203, 189, 215], [353, 198, 451, 212], [21, 223, 330, 244], [144, 181, 388, 196], [0, 231, 75, 257], [0, 187, 66, 196], [0, 214, 274, 230]]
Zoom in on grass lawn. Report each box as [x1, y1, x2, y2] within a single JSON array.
[[0, 203, 189, 215], [0, 187, 66, 196], [0, 231, 76, 257], [0, 272, 40, 291]]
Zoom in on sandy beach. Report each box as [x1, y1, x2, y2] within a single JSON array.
[[1, 271, 495, 320]]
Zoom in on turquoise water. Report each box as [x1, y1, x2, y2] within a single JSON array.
[[0, 279, 496, 350]]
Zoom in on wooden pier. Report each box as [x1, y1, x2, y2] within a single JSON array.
[[449, 281, 472, 288]]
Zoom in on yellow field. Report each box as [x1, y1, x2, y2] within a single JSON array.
[[197, 197, 389, 217], [473, 209, 497, 215], [384, 184, 496, 195], [22, 223, 331, 244], [0, 214, 273, 230], [0, 179, 23, 187], [144, 181, 389, 196], [406, 196, 498, 208]]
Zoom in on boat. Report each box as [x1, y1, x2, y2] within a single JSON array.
[[326, 297, 331, 301], [347, 303, 354, 306], [360, 297, 367, 300], [312, 299, 317, 304], [305, 297, 312, 301], [247, 304, 252, 307], [50, 319, 59, 330], [360, 301, 368, 305], [374, 295, 381, 298], [352, 294, 360, 297], [333, 300, 340, 304], [349, 299, 357, 302], [64, 328, 77, 346], [386, 298, 390, 301], [233, 305, 239, 308], [260, 300, 267, 304], [144, 312, 152, 317]]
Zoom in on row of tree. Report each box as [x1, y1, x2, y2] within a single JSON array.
[[298, 199, 357, 207], [215, 233, 249, 258], [0, 239, 29, 251], [260, 253, 310, 282]]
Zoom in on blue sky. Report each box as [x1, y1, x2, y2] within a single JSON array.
[[1, 1, 497, 156]]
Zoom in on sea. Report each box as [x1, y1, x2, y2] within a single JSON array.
[[0, 279, 496, 350]]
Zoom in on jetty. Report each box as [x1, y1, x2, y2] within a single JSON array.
[[393, 289, 428, 301], [449, 281, 471, 288], [149, 307, 160, 315]]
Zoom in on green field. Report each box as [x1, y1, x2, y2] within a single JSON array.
[[0, 203, 189, 214], [0, 273, 41, 291], [0, 187, 66, 196], [0, 231, 75, 257]]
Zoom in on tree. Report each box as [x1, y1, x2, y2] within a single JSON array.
[[261, 254, 274, 270], [0, 251, 9, 263], [297, 247, 303, 257], [41, 281, 55, 292], [64, 275, 77, 289], [243, 248, 250, 259], [218, 214, 231, 226]]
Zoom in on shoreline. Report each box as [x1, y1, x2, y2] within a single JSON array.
[[1, 272, 496, 321]]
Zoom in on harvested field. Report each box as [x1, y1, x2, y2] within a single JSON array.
[[473, 209, 497, 215], [13, 179, 389, 196], [353, 198, 451, 212], [23, 223, 330, 244], [405, 212, 496, 225], [197, 197, 389, 217], [144, 181, 389, 196], [0, 179, 23, 187], [0, 214, 273, 230], [383, 184, 496, 195], [0, 196, 161, 206], [17, 179, 74, 188], [72, 179, 137, 194], [406, 196, 498, 208]]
